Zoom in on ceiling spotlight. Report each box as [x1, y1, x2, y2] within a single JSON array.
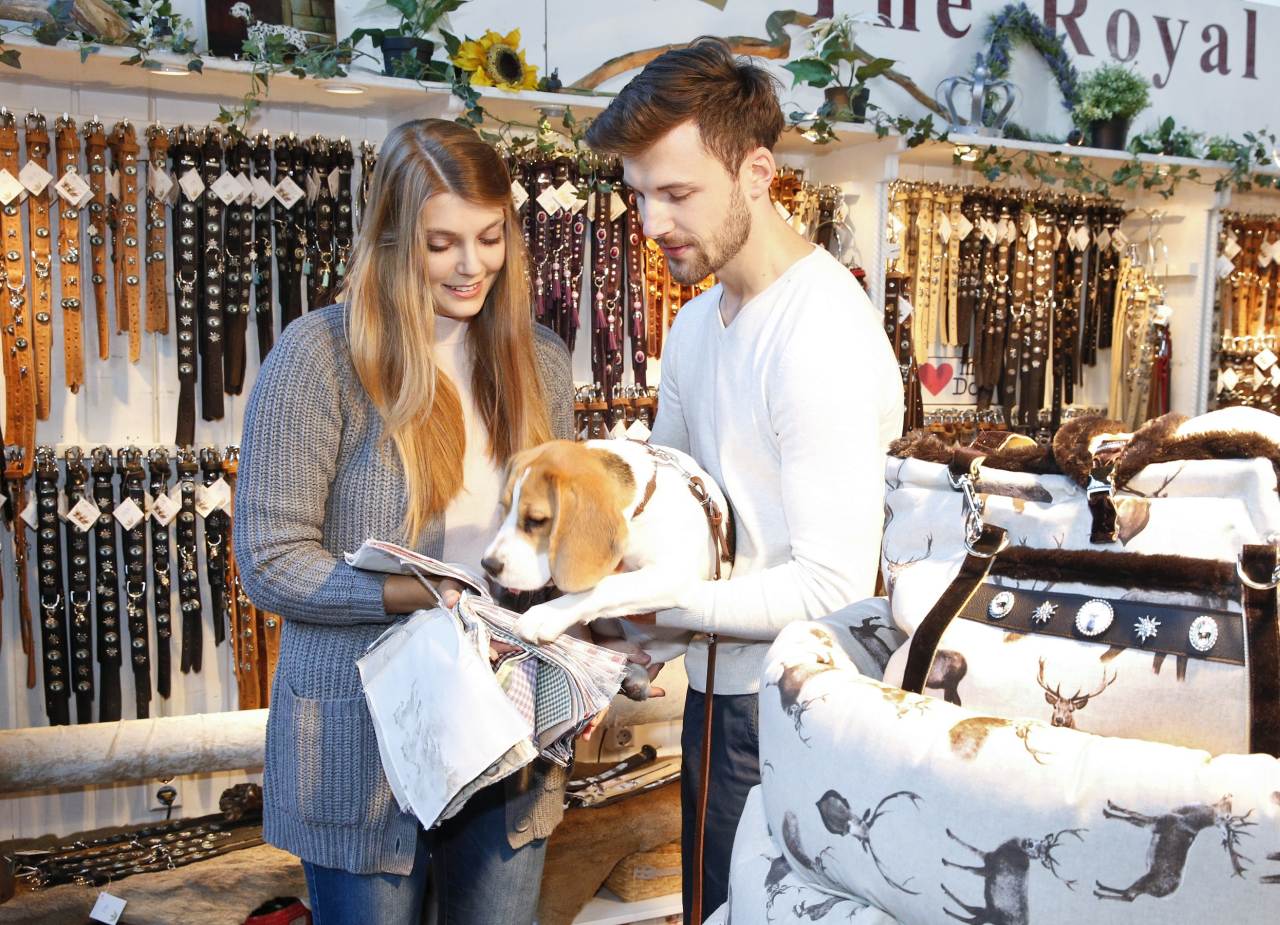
[[152, 65, 190, 77], [321, 82, 365, 95]]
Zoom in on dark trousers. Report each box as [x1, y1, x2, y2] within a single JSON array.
[[680, 687, 761, 923]]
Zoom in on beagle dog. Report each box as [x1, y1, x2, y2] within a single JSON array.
[[481, 439, 732, 694]]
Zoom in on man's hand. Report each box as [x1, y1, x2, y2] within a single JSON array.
[[589, 634, 665, 699], [488, 637, 522, 664]]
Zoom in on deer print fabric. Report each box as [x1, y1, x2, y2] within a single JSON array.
[[879, 410, 1280, 755], [708, 616, 1280, 924]]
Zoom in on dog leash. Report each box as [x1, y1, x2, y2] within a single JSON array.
[[634, 441, 732, 922]]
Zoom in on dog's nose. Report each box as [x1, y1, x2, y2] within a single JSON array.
[[481, 555, 502, 577]]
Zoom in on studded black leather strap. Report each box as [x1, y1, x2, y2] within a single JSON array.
[[251, 132, 274, 361], [200, 447, 228, 648], [176, 447, 203, 675], [148, 447, 173, 700], [119, 446, 151, 718], [90, 445, 121, 723], [306, 137, 336, 309], [198, 129, 226, 420], [332, 138, 354, 302], [170, 127, 200, 447], [223, 136, 253, 395], [273, 134, 306, 329], [63, 447, 94, 723], [34, 446, 70, 725]]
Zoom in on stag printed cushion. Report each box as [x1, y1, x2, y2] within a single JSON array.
[[879, 408, 1280, 755], [735, 616, 1280, 925]]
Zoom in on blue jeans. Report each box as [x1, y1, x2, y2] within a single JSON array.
[[680, 687, 761, 924], [303, 781, 548, 925]]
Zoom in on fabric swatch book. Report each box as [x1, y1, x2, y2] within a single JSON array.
[[349, 539, 628, 828]]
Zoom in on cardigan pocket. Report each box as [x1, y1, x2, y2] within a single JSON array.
[[266, 676, 377, 826]]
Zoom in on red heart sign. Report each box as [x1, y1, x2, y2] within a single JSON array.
[[918, 362, 954, 396]]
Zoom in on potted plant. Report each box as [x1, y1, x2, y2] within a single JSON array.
[[350, 0, 467, 78], [1072, 62, 1151, 150], [783, 14, 895, 124]]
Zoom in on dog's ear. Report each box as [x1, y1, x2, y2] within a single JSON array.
[[547, 470, 627, 593]]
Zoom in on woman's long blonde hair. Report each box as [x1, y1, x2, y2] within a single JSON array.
[[343, 119, 553, 542]]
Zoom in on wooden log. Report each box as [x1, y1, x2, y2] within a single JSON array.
[[0, 709, 267, 794], [0, 0, 130, 45]]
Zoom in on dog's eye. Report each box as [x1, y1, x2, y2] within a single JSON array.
[[522, 514, 548, 531]]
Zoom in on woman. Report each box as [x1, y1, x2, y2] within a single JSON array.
[[234, 119, 574, 925]]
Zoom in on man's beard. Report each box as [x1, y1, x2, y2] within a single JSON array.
[[663, 183, 751, 284]]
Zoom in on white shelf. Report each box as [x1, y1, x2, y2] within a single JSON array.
[[0, 33, 616, 126], [898, 132, 1235, 177], [573, 889, 683, 925]]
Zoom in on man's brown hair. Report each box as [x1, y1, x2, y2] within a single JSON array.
[[585, 37, 784, 175]]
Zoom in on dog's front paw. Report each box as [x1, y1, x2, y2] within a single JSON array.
[[515, 604, 574, 647]]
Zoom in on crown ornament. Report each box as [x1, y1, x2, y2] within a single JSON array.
[[935, 54, 1019, 136]]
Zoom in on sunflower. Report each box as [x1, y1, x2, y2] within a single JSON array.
[[452, 28, 539, 92]]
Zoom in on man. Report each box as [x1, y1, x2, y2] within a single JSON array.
[[584, 38, 904, 921]]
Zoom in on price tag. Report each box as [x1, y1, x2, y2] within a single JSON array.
[[938, 211, 952, 244], [67, 497, 101, 533], [553, 180, 579, 212], [210, 171, 242, 206], [609, 191, 627, 223], [1110, 228, 1128, 250], [1223, 235, 1241, 260], [113, 497, 144, 531], [149, 165, 174, 202], [1219, 367, 1240, 392], [251, 175, 275, 208], [625, 419, 651, 441], [1254, 348, 1277, 371], [510, 180, 529, 211], [89, 892, 127, 924], [327, 167, 340, 198], [150, 489, 180, 526], [608, 420, 628, 440], [954, 213, 973, 240], [106, 168, 120, 199], [179, 168, 206, 201], [234, 171, 254, 204], [1217, 254, 1238, 279], [0, 168, 25, 206], [55, 170, 93, 206], [897, 295, 915, 322], [19, 159, 54, 196], [194, 477, 231, 517], [58, 492, 69, 521], [19, 495, 37, 531], [304, 169, 321, 204], [1271, 366, 1280, 388], [535, 185, 562, 216], [274, 175, 304, 209], [773, 199, 792, 223], [1094, 228, 1111, 252]]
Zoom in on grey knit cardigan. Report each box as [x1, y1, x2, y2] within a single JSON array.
[[234, 303, 575, 876]]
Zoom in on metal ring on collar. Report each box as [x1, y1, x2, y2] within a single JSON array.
[[1236, 551, 1280, 590], [963, 526, 1009, 559]]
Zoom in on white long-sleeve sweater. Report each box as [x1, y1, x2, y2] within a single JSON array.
[[651, 246, 904, 694]]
